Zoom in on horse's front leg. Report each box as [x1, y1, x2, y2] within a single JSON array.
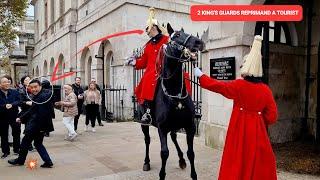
[[158, 128, 169, 180], [170, 131, 186, 169], [141, 125, 151, 171], [186, 125, 197, 180]]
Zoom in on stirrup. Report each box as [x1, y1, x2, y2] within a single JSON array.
[[140, 108, 152, 126]]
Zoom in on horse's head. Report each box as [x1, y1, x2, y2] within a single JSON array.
[[166, 23, 204, 61]]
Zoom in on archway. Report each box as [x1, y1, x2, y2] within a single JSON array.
[[49, 57, 55, 77], [57, 54, 65, 85], [86, 56, 92, 84], [80, 47, 93, 85], [97, 40, 113, 88], [43, 60, 48, 77], [35, 66, 39, 77]]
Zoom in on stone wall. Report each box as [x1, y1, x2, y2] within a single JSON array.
[[267, 44, 306, 143]]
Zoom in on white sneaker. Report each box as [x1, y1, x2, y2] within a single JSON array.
[[84, 126, 89, 132], [69, 133, 77, 141], [92, 128, 96, 133]]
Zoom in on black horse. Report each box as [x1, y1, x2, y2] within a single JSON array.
[[139, 23, 204, 180]]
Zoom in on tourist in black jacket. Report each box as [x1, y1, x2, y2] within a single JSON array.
[[8, 79, 54, 168]]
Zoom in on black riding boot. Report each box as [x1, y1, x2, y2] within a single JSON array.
[[140, 101, 152, 126]]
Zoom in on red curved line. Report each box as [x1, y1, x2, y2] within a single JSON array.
[[51, 29, 144, 82]]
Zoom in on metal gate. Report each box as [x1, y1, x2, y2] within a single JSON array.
[[131, 48, 203, 135], [104, 85, 127, 121]]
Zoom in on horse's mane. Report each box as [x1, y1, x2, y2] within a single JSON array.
[[155, 44, 167, 78]]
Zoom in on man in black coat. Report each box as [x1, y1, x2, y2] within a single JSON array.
[[8, 79, 54, 168], [72, 77, 84, 131], [0, 76, 21, 158]]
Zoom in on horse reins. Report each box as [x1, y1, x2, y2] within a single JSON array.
[[159, 34, 195, 100]]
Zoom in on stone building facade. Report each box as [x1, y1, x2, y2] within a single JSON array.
[[8, 16, 35, 85]]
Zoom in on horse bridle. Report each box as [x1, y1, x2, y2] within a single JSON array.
[[164, 34, 193, 63], [159, 34, 194, 100]]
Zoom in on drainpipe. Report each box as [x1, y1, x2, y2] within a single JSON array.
[[303, 0, 313, 136]]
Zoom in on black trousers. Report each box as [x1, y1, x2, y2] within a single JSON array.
[[74, 105, 83, 131], [97, 108, 102, 124], [0, 120, 21, 154], [18, 131, 52, 164], [74, 114, 80, 131], [85, 104, 99, 127]]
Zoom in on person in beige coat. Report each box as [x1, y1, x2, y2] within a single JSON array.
[[84, 82, 101, 132], [55, 84, 78, 141]]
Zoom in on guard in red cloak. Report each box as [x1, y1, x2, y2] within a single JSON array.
[[194, 35, 278, 180]]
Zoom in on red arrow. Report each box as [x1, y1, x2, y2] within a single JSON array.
[[51, 29, 144, 82]]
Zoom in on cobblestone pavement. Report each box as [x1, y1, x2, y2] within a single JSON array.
[[0, 111, 319, 180]]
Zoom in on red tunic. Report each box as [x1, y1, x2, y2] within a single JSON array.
[[199, 75, 278, 180], [135, 35, 191, 104]]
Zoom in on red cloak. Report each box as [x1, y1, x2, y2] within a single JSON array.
[[199, 75, 278, 180], [135, 35, 191, 104]]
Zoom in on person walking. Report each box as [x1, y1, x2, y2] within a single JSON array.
[[8, 79, 54, 168], [194, 35, 278, 180], [0, 76, 21, 158], [72, 77, 84, 131], [55, 84, 78, 141], [84, 82, 101, 132]]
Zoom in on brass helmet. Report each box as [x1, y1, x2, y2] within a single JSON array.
[[146, 7, 168, 36]]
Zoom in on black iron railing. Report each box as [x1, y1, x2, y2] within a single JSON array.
[[104, 85, 127, 121]]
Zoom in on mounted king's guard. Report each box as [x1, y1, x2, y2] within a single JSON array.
[[126, 7, 191, 125]]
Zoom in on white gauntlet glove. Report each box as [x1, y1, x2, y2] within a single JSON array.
[[194, 67, 204, 78], [125, 56, 136, 66]]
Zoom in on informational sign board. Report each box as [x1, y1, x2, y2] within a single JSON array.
[[210, 57, 236, 80]]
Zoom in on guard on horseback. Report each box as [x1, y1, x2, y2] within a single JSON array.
[[126, 8, 191, 125]]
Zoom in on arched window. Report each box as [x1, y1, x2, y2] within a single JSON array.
[[255, 21, 292, 45]]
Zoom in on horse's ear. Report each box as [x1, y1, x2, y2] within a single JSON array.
[[167, 23, 174, 36], [180, 27, 184, 32]]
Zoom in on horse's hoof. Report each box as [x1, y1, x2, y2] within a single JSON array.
[[179, 159, 187, 169], [159, 172, 166, 180], [143, 163, 151, 171], [191, 174, 197, 180]]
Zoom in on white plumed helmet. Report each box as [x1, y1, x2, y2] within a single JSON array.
[[240, 35, 263, 77]]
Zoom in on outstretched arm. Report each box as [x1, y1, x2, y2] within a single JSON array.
[[199, 74, 238, 100], [135, 51, 148, 70]]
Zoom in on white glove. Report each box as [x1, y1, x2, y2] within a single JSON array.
[[125, 56, 136, 66], [194, 67, 204, 77]]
